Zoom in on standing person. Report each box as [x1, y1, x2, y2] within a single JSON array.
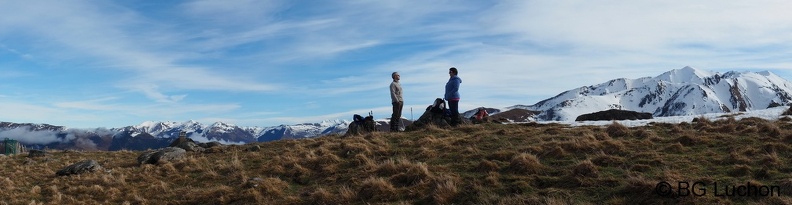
[[390, 72, 403, 132], [445, 67, 462, 125]]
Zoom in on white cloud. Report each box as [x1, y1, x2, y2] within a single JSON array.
[[0, 127, 72, 145], [53, 97, 122, 111], [53, 96, 240, 116], [0, 1, 279, 99], [484, 1, 792, 49], [181, 0, 284, 25]]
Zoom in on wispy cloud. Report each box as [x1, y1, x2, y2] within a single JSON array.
[[53, 96, 240, 116], [2, 1, 792, 128], [53, 97, 123, 111], [0, 44, 33, 59], [0, 1, 279, 100], [484, 1, 792, 48], [0, 70, 32, 79]]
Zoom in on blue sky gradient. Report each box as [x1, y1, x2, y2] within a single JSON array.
[[2, 0, 792, 128]]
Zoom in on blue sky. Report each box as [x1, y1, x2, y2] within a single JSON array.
[[1, 0, 792, 128]]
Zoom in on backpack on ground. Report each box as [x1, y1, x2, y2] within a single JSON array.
[[476, 108, 489, 120], [353, 114, 365, 124], [347, 112, 377, 136], [428, 98, 446, 114]]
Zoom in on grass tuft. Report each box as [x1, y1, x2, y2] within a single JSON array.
[[508, 153, 543, 174], [606, 122, 631, 138], [430, 175, 459, 204], [759, 121, 783, 137], [632, 129, 657, 139], [358, 177, 396, 201], [727, 164, 752, 177], [572, 160, 598, 178], [306, 187, 337, 205], [475, 160, 500, 172]]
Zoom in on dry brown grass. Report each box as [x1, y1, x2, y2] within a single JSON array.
[[759, 121, 783, 137], [632, 128, 657, 139], [476, 160, 501, 172], [358, 177, 397, 201], [508, 153, 543, 174], [606, 121, 631, 138], [572, 160, 599, 178], [2, 118, 791, 204], [430, 175, 460, 204]]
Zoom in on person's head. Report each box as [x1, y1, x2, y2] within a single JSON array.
[[449, 67, 458, 76], [392, 72, 400, 81]]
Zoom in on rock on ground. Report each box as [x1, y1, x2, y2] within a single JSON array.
[[575, 109, 653, 121], [56, 160, 102, 176], [137, 147, 186, 165]]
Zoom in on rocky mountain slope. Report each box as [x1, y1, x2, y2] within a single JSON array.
[[511, 66, 792, 121]]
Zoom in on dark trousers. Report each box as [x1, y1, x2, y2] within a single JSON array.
[[448, 99, 459, 118], [391, 101, 403, 131]]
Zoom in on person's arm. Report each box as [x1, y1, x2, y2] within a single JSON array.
[[444, 81, 451, 100], [450, 79, 460, 96], [390, 83, 398, 102]]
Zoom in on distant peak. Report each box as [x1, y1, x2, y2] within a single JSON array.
[[211, 121, 235, 127], [757, 70, 778, 77], [677, 66, 715, 77], [655, 66, 717, 83], [137, 121, 158, 127]]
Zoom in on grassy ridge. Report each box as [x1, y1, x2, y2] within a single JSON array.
[[2, 117, 792, 204]]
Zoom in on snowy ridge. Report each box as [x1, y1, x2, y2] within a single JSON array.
[[558, 106, 789, 127], [257, 119, 351, 141], [154, 120, 342, 142], [110, 119, 352, 145], [513, 66, 792, 121]]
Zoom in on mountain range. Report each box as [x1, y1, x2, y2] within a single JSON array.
[[2, 66, 791, 151], [0, 118, 390, 151], [511, 66, 792, 121]]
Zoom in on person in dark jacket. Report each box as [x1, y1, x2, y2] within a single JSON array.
[[444, 67, 462, 125]]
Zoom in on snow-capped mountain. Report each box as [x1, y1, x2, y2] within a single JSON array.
[[0, 119, 353, 151], [512, 66, 792, 121], [111, 120, 351, 148], [0, 118, 355, 151], [257, 120, 351, 142], [0, 122, 67, 132]]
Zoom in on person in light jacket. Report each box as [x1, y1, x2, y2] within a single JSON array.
[[445, 67, 462, 125], [390, 72, 403, 131]]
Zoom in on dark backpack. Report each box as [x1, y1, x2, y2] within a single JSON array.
[[428, 98, 446, 114], [353, 114, 365, 124]]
